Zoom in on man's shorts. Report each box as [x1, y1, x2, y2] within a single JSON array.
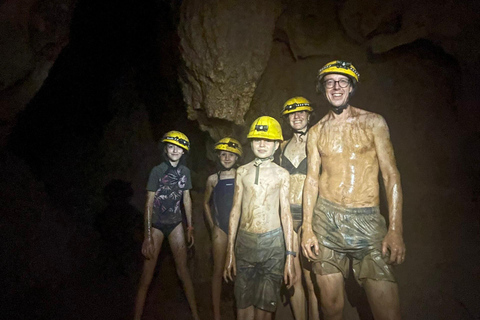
[[235, 228, 285, 312], [311, 198, 396, 285]]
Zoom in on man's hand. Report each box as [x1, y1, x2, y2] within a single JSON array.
[[301, 229, 319, 260], [382, 230, 406, 265], [223, 249, 236, 283], [283, 255, 296, 289], [141, 236, 155, 260], [187, 228, 195, 248]]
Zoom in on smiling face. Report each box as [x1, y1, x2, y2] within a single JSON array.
[[323, 74, 353, 108], [288, 110, 309, 131], [251, 139, 279, 159], [218, 150, 238, 169], [165, 143, 185, 163]]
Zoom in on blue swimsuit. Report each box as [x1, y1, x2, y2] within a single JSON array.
[[212, 172, 235, 234]]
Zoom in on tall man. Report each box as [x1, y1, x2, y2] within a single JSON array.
[[301, 60, 406, 320]]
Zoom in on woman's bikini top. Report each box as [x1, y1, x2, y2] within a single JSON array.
[[280, 139, 308, 175]]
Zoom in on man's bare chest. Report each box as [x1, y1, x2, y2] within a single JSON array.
[[318, 120, 375, 157]]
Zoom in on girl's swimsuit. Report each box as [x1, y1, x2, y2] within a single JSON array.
[[212, 172, 235, 234], [146, 161, 191, 237]]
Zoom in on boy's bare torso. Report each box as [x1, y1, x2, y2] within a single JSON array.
[[314, 107, 384, 207], [237, 161, 289, 233]]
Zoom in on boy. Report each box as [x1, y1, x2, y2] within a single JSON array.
[[224, 116, 296, 320]]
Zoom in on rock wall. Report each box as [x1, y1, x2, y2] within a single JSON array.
[[0, 0, 77, 146]]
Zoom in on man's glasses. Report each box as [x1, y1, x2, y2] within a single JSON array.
[[323, 79, 350, 89]]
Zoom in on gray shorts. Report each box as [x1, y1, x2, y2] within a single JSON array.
[[312, 198, 396, 285], [235, 228, 285, 312]]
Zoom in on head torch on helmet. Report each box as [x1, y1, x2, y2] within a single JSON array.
[[162, 131, 190, 152], [281, 96, 313, 116], [247, 116, 283, 141], [214, 137, 243, 156]]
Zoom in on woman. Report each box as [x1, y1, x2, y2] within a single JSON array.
[[280, 97, 319, 320], [134, 131, 200, 320], [204, 137, 242, 320]]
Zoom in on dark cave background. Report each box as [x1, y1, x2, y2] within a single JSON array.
[[1, 0, 479, 319]]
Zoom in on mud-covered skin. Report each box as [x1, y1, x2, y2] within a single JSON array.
[[300, 71, 404, 320], [236, 160, 289, 233], [281, 110, 320, 320], [318, 108, 384, 207], [224, 140, 296, 297], [281, 136, 308, 206], [302, 106, 405, 265]]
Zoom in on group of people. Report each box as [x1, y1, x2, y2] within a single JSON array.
[[133, 60, 406, 320]]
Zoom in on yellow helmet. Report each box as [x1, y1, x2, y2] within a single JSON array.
[[214, 137, 243, 156], [318, 60, 360, 83], [162, 130, 190, 152], [281, 96, 313, 116], [247, 116, 283, 141]]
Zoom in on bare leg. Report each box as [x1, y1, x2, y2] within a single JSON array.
[[303, 266, 319, 320], [289, 231, 306, 319], [316, 272, 345, 320], [212, 227, 228, 320], [237, 306, 255, 320], [134, 228, 164, 320], [363, 279, 401, 320], [254, 308, 273, 320], [169, 224, 200, 320]]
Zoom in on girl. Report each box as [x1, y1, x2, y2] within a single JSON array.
[[203, 137, 242, 320], [134, 131, 200, 320]]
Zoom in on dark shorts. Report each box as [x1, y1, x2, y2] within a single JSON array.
[[235, 228, 285, 312], [311, 198, 396, 285], [290, 204, 303, 233]]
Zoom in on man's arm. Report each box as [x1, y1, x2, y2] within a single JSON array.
[[223, 167, 244, 282], [279, 170, 296, 287], [142, 191, 155, 259], [373, 115, 406, 265], [183, 189, 194, 248], [301, 125, 322, 259], [203, 175, 216, 231]]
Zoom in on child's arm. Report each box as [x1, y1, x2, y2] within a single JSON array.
[[183, 189, 194, 248], [223, 167, 244, 283], [203, 175, 216, 231], [279, 170, 296, 288], [142, 191, 155, 259]]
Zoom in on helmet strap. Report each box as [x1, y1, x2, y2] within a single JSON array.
[[253, 156, 274, 185], [329, 100, 350, 115], [293, 128, 308, 142]]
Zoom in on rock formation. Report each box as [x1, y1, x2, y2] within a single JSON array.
[[0, 0, 77, 146]]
